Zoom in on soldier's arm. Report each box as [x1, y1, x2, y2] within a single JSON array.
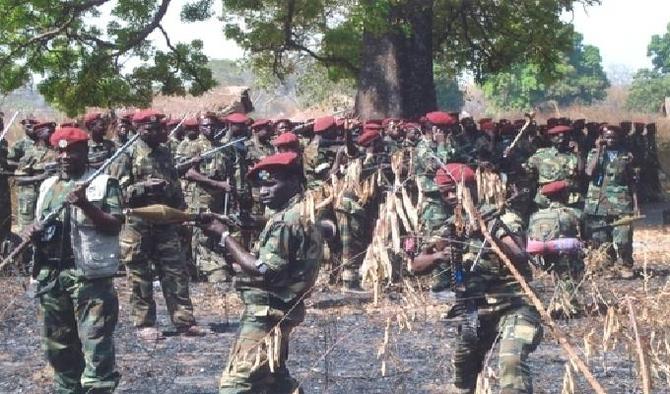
[[67, 180, 123, 235], [410, 250, 447, 274], [184, 168, 231, 192]]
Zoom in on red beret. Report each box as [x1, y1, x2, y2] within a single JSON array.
[[165, 118, 180, 127], [541, 180, 569, 196], [403, 122, 421, 131], [183, 117, 200, 128], [425, 111, 456, 126], [367, 119, 384, 125], [480, 121, 496, 132], [357, 129, 382, 147], [83, 112, 103, 125], [247, 152, 301, 180], [478, 118, 492, 125], [382, 118, 400, 127], [546, 125, 572, 135], [364, 122, 383, 131], [313, 116, 336, 133], [59, 122, 78, 128], [225, 112, 249, 124], [120, 112, 133, 121], [435, 163, 476, 187], [252, 119, 271, 129], [133, 109, 165, 124], [272, 132, 300, 148], [50, 127, 89, 148], [547, 118, 559, 127]]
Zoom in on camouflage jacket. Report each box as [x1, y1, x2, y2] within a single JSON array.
[[528, 202, 582, 242], [448, 131, 489, 165], [235, 194, 324, 306], [16, 143, 57, 178], [88, 139, 116, 168], [245, 138, 275, 165], [303, 138, 338, 189], [176, 136, 229, 213], [414, 137, 452, 194], [113, 139, 185, 209], [584, 148, 634, 216], [427, 204, 532, 313], [7, 136, 34, 163], [525, 146, 580, 206]]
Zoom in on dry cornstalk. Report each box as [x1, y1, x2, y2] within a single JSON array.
[[626, 297, 651, 394], [476, 214, 607, 394]]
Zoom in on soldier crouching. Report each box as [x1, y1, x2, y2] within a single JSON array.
[[25, 127, 122, 393], [199, 152, 326, 394], [410, 163, 542, 394]]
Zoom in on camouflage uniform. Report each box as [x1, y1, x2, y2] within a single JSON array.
[[33, 173, 122, 393], [528, 202, 584, 316], [6, 135, 34, 164], [584, 147, 635, 267], [177, 136, 230, 281], [87, 139, 116, 169], [116, 139, 197, 329], [15, 143, 57, 231], [434, 206, 543, 393], [525, 146, 580, 209], [414, 137, 452, 290], [448, 130, 489, 165], [223, 137, 254, 246], [302, 138, 338, 190], [219, 194, 323, 393], [245, 137, 275, 220]]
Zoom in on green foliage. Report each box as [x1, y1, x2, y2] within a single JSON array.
[[482, 32, 609, 110], [648, 22, 670, 73], [626, 69, 670, 113], [0, 0, 216, 116]]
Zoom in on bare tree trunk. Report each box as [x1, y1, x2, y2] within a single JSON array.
[[355, 0, 436, 120]]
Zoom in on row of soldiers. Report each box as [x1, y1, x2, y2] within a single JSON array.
[[0, 108, 659, 393]]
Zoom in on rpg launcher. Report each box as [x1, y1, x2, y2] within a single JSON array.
[[124, 204, 246, 229], [589, 215, 646, 231]]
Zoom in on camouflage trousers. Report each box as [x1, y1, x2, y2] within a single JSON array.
[[419, 195, 450, 289], [539, 254, 584, 317], [585, 215, 633, 266], [334, 195, 371, 284], [120, 220, 196, 329], [453, 305, 543, 393], [219, 291, 304, 394], [16, 184, 38, 230], [192, 226, 228, 282], [36, 268, 120, 393]]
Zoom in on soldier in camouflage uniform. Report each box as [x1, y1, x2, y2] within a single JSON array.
[[0, 118, 10, 254], [449, 113, 489, 165], [113, 112, 134, 147], [83, 112, 116, 169], [14, 122, 58, 232], [200, 151, 324, 394], [302, 116, 341, 190], [527, 180, 584, 318], [584, 125, 637, 279], [5, 118, 38, 168], [115, 109, 205, 338], [26, 127, 122, 393], [524, 124, 582, 210], [177, 116, 232, 282], [246, 119, 276, 222], [166, 117, 187, 157], [414, 112, 457, 294], [411, 163, 542, 394]]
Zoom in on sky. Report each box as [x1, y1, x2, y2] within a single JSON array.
[[150, 0, 670, 78]]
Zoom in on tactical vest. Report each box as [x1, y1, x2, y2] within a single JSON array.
[[36, 171, 120, 278], [527, 206, 579, 242]]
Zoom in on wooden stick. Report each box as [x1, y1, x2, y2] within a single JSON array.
[[476, 215, 607, 394], [626, 297, 651, 394]]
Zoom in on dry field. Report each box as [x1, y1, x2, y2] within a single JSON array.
[[1, 204, 669, 394]]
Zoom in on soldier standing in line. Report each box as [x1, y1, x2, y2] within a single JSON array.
[[25, 127, 122, 393], [5, 118, 38, 168], [272, 132, 301, 154], [246, 119, 276, 222], [82, 112, 116, 169], [414, 111, 456, 296], [166, 117, 187, 157], [115, 109, 206, 339], [411, 163, 543, 394], [0, 114, 11, 256], [584, 125, 638, 279], [274, 118, 293, 135], [178, 116, 232, 282], [200, 151, 326, 394], [527, 180, 585, 318], [524, 124, 583, 210], [113, 112, 134, 147], [302, 115, 341, 190]]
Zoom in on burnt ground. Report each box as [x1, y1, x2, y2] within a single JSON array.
[[1, 204, 670, 394]]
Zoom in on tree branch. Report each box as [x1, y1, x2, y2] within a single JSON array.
[[157, 24, 209, 93], [113, 0, 171, 55]]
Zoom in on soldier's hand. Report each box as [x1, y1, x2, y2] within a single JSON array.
[[21, 222, 43, 241], [184, 167, 200, 181], [66, 184, 89, 207], [198, 212, 230, 238]]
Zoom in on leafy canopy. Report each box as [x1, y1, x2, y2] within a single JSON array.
[[0, 0, 216, 116], [626, 21, 670, 113], [482, 32, 610, 110]]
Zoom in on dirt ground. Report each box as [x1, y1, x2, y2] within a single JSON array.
[[1, 204, 670, 394]]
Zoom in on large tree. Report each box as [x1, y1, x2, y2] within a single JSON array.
[[1, 0, 598, 117], [482, 32, 610, 110]]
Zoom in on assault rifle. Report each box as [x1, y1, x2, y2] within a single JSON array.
[[0, 133, 141, 272], [176, 137, 246, 171], [589, 215, 645, 231]]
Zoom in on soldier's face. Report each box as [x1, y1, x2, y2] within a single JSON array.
[[58, 142, 88, 177], [186, 127, 199, 140], [259, 171, 299, 210], [256, 126, 271, 140], [138, 122, 164, 147], [35, 127, 53, 144], [604, 131, 619, 148], [200, 119, 217, 140], [90, 120, 107, 140], [440, 185, 459, 207], [276, 122, 291, 134], [230, 123, 248, 137]]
